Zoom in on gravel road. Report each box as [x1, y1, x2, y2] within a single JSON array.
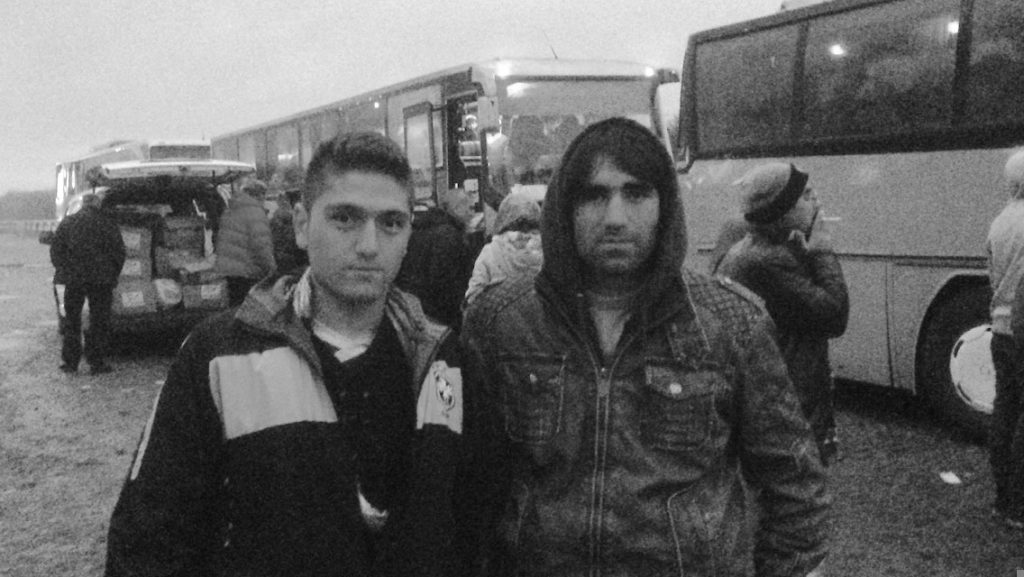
[[0, 233, 1020, 576]]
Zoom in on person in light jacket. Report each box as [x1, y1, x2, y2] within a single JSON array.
[[986, 148, 1024, 531], [463, 190, 542, 307]]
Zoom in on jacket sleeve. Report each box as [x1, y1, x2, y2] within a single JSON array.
[[105, 330, 224, 577], [248, 206, 277, 278], [736, 313, 831, 577], [49, 222, 70, 280], [107, 219, 127, 281], [464, 243, 495, 307], [745, 249, 849, 338], [456, 307, 515, 576], [377, 332, 467, 577]]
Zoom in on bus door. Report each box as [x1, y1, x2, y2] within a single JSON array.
[[402, 102, 443, 207], [447, 96, 484, 211]]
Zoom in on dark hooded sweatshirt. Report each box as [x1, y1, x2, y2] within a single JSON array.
[[461, 118, 830, 577]]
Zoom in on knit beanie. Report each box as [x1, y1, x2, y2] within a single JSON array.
[[739, 163, 809, 225]]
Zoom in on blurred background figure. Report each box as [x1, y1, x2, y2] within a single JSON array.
[[49, 192, 125, 375], [269, 187, 309, 275], [717, 162, 849, 466], [214, 179, 276, 306], [463, 191, 542, 307], [985, 148, 1024, 531], [396, 186, 483, 334], [707, 216, 750, 275]]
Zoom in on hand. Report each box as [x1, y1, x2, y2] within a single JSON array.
[[805, 209, 834, 253]]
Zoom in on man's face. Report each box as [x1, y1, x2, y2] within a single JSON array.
[[782, 187, 819, 235], [294, 170, 412, 305], [573, 157, 660, 280]]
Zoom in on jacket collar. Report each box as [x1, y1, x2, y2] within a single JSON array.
[[234, 272, 438, 376]]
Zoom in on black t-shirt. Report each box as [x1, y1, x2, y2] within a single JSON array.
[[312, 318, 415, 515]]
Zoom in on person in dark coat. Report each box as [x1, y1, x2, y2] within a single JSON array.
[[717, 162, 849, 465], [269, 187, 309, 275], [49, 193, 126, 374], [105, 132, 471, 577], [396, 186, 482, 333]]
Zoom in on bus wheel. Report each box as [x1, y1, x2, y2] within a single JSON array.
[[917, 285, 994, 439]]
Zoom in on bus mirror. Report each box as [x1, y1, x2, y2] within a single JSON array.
[[675, 146, 693, 174], [476, 97, 500, 130], [654, 82, 681, 163]]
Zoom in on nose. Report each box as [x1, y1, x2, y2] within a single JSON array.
[[354, 221, 379, 257], [603, 191, 629, 227]]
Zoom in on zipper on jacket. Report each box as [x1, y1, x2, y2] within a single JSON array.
[[597, 367, 612, 398]]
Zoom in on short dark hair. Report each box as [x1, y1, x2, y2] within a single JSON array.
[[303, 132, 414, 210]]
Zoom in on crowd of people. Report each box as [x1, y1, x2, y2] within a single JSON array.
[[81, 118, 1022, 576]]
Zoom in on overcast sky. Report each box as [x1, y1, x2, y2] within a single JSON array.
[[1, 0, 780, 193]]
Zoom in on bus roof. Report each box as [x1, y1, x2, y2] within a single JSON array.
[[212, 58, 660, 140], [97, 159, 255, 184], [689, 0, 882, 42]]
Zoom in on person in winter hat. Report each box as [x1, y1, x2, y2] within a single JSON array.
[[463, 191, 543, 307], [718, 162, 849, 466]]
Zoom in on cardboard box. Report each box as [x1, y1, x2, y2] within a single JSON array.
[[182, 279, 228, 310], [154, 247, 204, 279], [120, 226, 153, 258], [119, 256, 152, 281], [112, 280, 158, 316], [162, 216, 206, 254]]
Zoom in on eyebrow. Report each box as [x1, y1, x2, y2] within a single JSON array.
[[322, 203, 410, 218]]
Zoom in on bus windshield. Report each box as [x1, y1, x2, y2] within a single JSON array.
[[490, 78, 653, 195]]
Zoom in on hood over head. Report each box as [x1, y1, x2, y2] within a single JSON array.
[[494, 190, 542, 234], [538, 117, 686, 314]]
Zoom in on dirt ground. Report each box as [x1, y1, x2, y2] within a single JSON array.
[[0, 233, 1021, 576]]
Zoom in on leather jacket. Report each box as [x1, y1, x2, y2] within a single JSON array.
[[463, 270, 830, 577], [461, 120, 829, 576]]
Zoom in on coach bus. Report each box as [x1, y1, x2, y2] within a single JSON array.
[[55, 140, 211, 221], [677, 0, 1024, 436], [210, 58, 676, 211]]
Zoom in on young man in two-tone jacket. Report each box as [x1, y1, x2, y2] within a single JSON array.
[[106, 132, 467, 577], [461, 118, 830, 576]]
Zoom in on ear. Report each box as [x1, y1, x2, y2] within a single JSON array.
[[293, 202, 309, 249]]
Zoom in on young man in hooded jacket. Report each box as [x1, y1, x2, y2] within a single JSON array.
[[106, 132, 467, 577], [461, 117, 830, 576]]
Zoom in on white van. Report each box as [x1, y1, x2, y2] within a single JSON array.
[[43, 158, 255, 335]]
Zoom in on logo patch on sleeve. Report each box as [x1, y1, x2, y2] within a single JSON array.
[[416, 360, 463, 434]]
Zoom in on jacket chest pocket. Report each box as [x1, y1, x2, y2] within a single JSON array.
[[497, 355, 566, 446], [642, 362, 730, 453]]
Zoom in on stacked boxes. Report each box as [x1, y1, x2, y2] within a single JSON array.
[[110, 214, 229, 316], [161, 216, 227, 311], [114, 224, 156, 314], [119, 226, 153, 281], [182, 280, 228, 310], [112, 280, 158, 315], [161, 216, 205, 256]]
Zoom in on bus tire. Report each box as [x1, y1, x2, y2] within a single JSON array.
[[916, 284, 993, 440]]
